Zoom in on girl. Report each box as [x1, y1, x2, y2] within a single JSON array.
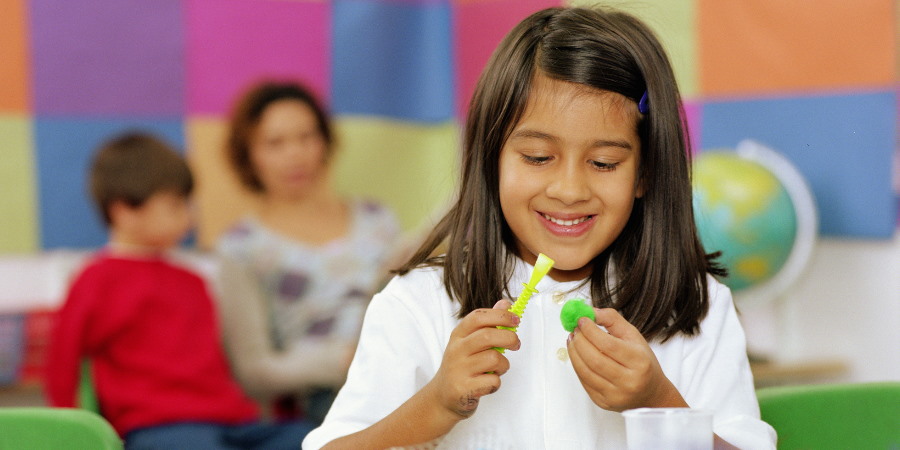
[[302, 6, 776, 449], [216, 81, 401, 422]]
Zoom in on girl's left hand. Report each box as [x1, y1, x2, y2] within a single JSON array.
[[566, 308, 687, 412]]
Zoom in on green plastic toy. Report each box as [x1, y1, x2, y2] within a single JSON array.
[[495, 253, 554, 353], [560, 298, 595, 332]]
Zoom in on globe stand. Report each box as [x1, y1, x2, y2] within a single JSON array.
[[739, 288, 801, 365], [728, 140, 819, 311]]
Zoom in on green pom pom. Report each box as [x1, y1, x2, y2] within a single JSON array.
[[560, 299, 595, 332]]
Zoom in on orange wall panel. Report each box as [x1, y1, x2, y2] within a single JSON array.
[[0, 0, 31, 112], [699, 0, 895, 95]]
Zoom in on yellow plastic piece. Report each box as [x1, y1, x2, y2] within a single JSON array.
[[495, 253, 555, 353]]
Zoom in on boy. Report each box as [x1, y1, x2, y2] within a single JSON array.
[[45, 132, 311, 449]]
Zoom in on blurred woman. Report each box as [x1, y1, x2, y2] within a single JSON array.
[[215, 81, 401, 423]]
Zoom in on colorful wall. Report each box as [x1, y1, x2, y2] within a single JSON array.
[[0, 0, 896, 253]]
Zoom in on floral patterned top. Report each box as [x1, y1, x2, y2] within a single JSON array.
[[216, 199, 401, 350]]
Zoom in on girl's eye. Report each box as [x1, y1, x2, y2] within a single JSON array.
[[590, 160, 620, 171], [521, 154, 551, 165]]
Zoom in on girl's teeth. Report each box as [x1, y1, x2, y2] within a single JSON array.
[[542, 214, 590, 226]]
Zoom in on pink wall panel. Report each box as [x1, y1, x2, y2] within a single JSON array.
[[186, 0, 331, 116], [453, 0, 561, 119]]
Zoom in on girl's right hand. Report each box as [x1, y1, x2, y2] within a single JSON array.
[[424, 299, 521, 420]]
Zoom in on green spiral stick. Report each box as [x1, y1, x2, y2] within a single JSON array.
[[495, 253, 555, 353]]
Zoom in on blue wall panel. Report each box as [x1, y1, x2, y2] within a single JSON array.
[[333, 0, 453, 122], [35, 119, 186, 249], [702, 91, 897, 238]]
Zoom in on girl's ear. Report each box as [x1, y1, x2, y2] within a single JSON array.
[[635, 176, 646, 199]]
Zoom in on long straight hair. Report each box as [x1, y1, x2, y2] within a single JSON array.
[[396, 6, 725, 342]]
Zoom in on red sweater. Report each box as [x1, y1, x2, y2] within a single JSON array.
[[45, 253, 259, 436]]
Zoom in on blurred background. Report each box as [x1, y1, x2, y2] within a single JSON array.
[[0, 0, 896, 404]]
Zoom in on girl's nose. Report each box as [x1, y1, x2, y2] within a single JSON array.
[[546, 165, 591, 205]]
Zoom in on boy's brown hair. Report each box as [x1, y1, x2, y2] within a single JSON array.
[[89, 132, 193, 226]]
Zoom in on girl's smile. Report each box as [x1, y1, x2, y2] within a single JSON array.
[[499, 73, 643, 282], [537, 211, 596, 237]]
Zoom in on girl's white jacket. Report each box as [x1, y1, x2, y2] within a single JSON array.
[[303, 259, 777, 450]]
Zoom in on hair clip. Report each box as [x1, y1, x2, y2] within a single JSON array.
[[638, 91, 649, 114]]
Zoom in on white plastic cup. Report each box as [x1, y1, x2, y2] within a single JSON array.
[[622, 407, 713, 450]]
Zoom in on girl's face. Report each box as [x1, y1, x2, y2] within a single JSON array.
[[249, 99, 328, 199], [499, 74, 643, 281]]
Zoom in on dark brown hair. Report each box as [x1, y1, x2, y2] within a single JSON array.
[[89, 132, 193, 226], [226, 80, 333, 192], [396, 6, 726, 342]]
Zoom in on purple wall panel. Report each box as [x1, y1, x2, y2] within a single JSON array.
[[29, 0, 185, 115]]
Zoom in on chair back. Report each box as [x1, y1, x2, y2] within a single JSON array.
[[78, 359, 100, 413], [0, 407, 122, 450], [757, 381, 900, 449]]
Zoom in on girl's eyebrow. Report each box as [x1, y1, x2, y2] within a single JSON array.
[[509, 129, 634, 151]]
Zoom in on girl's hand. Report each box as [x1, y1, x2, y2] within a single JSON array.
[[567, 308, 687, 412], [424, 299, 521, 420]]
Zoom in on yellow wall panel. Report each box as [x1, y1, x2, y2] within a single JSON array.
[[185, 117, 259, 250], [567, 0, 699, 97], [331, 117, 460, 235], [187, 116, 460, 249], [0, 116, 38, 252]]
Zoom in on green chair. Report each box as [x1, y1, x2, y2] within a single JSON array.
[[78, 359, 99, 414], [757, 381, 900, 449], [0, 407, 123, 449]]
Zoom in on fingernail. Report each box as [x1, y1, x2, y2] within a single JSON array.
[[578, 317, 591, 327], [511, 315, 520, 325], [567, 332, 574, 344]]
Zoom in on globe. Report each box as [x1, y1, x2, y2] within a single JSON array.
[[693, 152, 795, 290], [692, 140, 818, 306]]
